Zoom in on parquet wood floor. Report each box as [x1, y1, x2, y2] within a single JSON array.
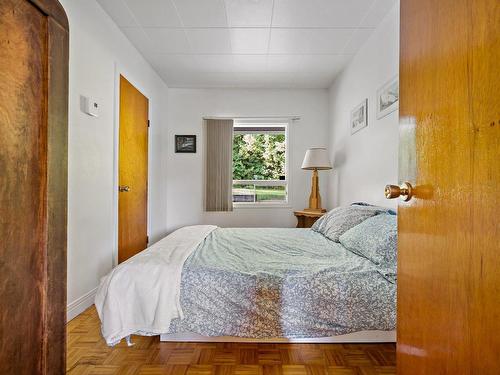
[[67, 307, 396, 375]]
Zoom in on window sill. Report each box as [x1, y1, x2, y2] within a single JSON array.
[[233, 203, 292, 209]]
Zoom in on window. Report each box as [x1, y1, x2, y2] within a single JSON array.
[[232, 122, 288, 206]]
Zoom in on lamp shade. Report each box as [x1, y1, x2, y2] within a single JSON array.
[[301, 147, 332, 170]]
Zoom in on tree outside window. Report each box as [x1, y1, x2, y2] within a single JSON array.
[[232, 125, 287, 204]]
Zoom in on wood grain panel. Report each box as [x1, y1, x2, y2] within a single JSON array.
[[293, 211, 324, 228], [119, 75, 149, 263], [468, 1, 500, 372], [45, 13, 69, 375], [67, 307, 397, 375], [0, 0, 68, 373], [29, 0, 68, 28], [398, 0, 499, 373], [0, 2, 48, 373]]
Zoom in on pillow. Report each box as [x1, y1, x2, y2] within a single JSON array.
[[311, 205, 383, 242], [351, 202, 397, 215], [339, 214, 397, 266]]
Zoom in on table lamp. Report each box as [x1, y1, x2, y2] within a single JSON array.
[[301, 147, 332, 212]]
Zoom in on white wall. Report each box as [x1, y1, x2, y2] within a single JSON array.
[[166, 89, 330, 232], [60, 0, 169, 320], [327, 3, 400, 208]]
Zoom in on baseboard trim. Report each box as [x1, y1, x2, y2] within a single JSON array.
[[67, 287, 97, 322]]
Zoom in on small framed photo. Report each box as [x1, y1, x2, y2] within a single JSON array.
[[175, 135, 196, 153], [351, 99, 368, 135], [376, 76, 399, 119]]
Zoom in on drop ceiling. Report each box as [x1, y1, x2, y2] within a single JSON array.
[[97, 0, 396, 88]]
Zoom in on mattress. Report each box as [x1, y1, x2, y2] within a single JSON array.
[[167, 227, 396, 338]]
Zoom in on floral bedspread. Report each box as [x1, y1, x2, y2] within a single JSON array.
[[167, 228, 396, 338]]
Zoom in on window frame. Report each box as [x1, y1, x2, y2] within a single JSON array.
[[232, 121, 290, 208]]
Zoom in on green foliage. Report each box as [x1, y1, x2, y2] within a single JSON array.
[[232, 133, 286, 180]]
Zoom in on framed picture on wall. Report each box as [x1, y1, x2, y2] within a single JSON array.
[[350, 99, 368, 135], [175, 135, 196, 153], [376, 76, 399, 119]]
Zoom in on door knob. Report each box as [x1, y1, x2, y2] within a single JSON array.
[[119, 185, 130, 192], [385, 182, 413, 201]]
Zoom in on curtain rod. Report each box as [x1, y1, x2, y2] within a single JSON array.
[[202, 116, 301, 121]]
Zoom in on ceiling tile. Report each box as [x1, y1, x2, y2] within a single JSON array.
[[230, 28, 269, 54], [266, 55, 304, 72], [224, 0, 273, 27], [124, 0, 182, 27], [233, 55, 268, 72], [161, 72, 208, 87], [195, 55, 236, 72], [98, 0, 395, 88], [186, 29, 232, 53], [120, 27, 156, 56], [269, 28, 354, 54], [97, 0, 138, 27], [192, 55, 269, 74], [163, 72, 224, 87], [173, 0, 228, 27], [292, 72, 338, 88], [232, 72, 296, 88], [300, 54, 353, 72], [266, 54, 352, 74], [148, 54, 200, 76], [148, 54, 206, 86], [198, 72, 297, 88], [343, 28, 373, 54], [272, 0, 375, 28], [160, 71, 227, 88], [143, 28, 192, 53], [360, 0, 397, 27], [166, 72, 292, 88]]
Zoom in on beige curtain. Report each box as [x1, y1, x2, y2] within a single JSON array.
[[205, 119, 234, 211]]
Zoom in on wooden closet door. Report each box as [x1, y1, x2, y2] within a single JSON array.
[[0, 1, 68, 374], [118, 76, 149, 263], [397, 0, 499, 373]]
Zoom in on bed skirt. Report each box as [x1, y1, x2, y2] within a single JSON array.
[[159, 330, 396, 343]]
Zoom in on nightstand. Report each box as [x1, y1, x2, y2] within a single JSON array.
[[294, 210, 325, 228]]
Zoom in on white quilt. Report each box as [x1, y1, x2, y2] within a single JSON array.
[[94, 225, 217, 346]]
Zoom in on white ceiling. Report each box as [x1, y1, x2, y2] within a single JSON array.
[[97, 0, 396, 89]]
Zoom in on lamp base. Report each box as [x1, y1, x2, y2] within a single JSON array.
[[303, 208, 327, 213], [305, 169, 326, 213]]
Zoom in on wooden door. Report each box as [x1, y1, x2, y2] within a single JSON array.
[[397, 0, 499, 373], [118, 76, 149, 263], [0, 0, 68, 374]]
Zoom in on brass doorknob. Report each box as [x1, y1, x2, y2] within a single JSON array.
[[385, 182, 413, 201], [119, 185, 130, 192]]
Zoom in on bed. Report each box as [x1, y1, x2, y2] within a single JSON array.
[[95, 204, 397, 346]]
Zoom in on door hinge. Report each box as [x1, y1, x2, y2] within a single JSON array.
[[147, 120, 150, 128], [146, 235, 149, 244]]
